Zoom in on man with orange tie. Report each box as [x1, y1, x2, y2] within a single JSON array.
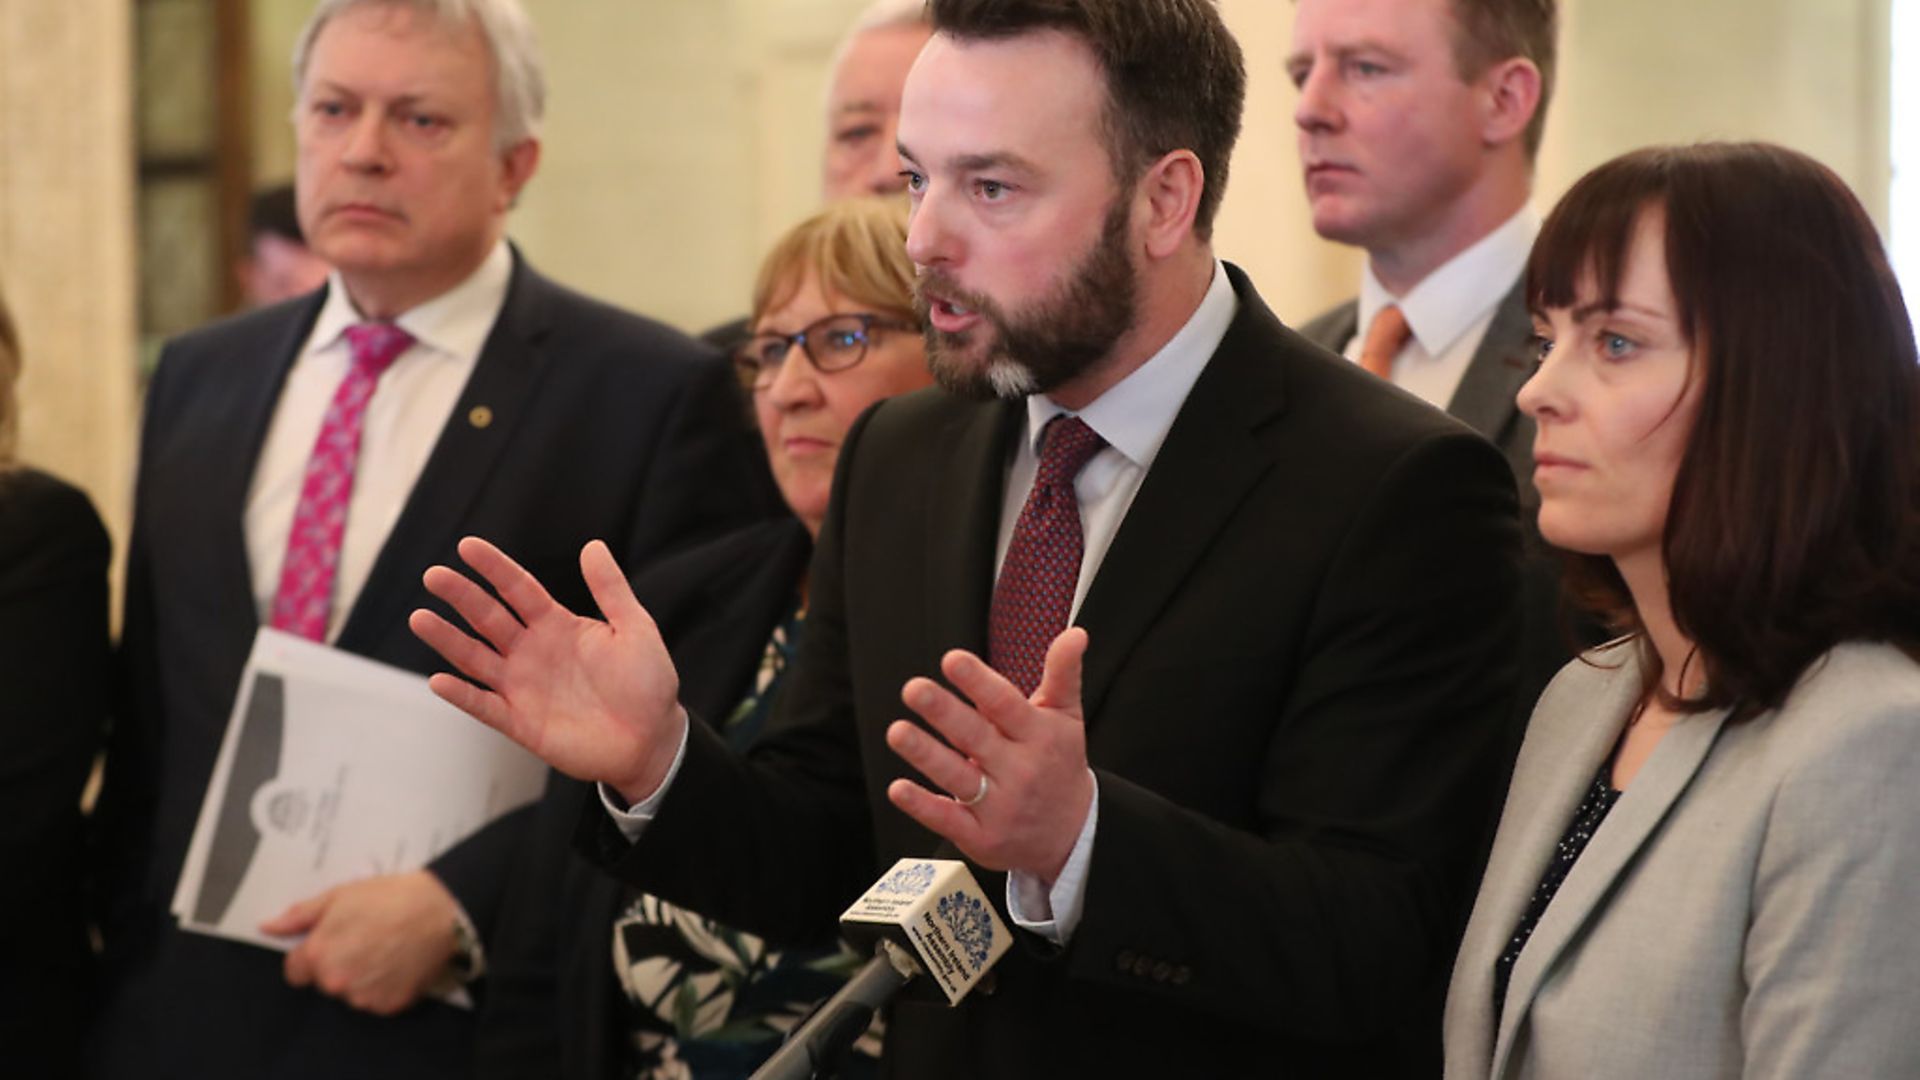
[[87, 1, 772, 1077], [1288, 0, 1584, 711]]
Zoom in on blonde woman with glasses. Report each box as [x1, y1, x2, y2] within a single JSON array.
[[479, 197, 930, 1079]]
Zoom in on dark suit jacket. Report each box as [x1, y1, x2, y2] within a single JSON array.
[[90, 254, 779, 1080], [0, 467, 110, 1079], [479, 517, 814, 1080], [583, 265, 1525, 1077], [1296, 279, 1536, 513], [1299, 283, 1602, 722]]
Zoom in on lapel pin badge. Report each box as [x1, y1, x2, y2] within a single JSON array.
[[468, 405, 494, 430]]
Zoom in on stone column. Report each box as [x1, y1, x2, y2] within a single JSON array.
[[0, 0, 140, 556]]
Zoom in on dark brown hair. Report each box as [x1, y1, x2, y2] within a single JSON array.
[[1528, 141, 1920, 721], [0, 284, 19, 467], [926, 0, 1246, 241], [1447, 0, 1556, 159]]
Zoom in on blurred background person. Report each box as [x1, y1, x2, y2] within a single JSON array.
[[702, 0, 929, 353], [819, 0, 931, 201], [1446, 141, 1920, 1079], [483, 195, 929, 1080], [1288, 0, 1599, 723], [0, 284, 111, 1079], [238, 183, 333, 308]]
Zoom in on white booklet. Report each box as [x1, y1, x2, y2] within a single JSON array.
[[170, 627, 546, 957]]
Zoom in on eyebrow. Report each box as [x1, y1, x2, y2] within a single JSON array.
[[899, 144, 1041, 175], [1568, 300, 1674, 323], [308, 81, 440, 110], [833, 99, 887, 117], [1284, 41, 1407, 68]]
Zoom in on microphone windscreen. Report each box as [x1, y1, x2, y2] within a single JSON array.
[[840, 858, 1011, 1004]]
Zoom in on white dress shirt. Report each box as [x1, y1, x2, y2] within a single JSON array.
[[994, 260, 1237, 943], [1345, 207, 1538, 409], [607, 261, 1239, 947], [244, 241, 511, 642]]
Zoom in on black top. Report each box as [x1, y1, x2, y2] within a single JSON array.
[[1492, 765, 1624, 1017], [0, 467, 110, 1079]]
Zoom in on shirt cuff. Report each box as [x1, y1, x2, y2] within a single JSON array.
[[1006, 770, 1099, 945], [448, 897, 486, 982], [599, 711, 691, 843]]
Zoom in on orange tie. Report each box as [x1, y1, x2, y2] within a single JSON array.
[[1358, 304, 1411, 379]]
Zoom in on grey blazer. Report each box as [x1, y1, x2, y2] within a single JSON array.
[[1297, 277, 1536, 511], [1445, 640, 1920, 1080]]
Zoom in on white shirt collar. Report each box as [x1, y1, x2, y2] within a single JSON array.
[[1357, 207, 1537, 358], [308, 239, 514, 362], [1024, 258, 1238, 468]]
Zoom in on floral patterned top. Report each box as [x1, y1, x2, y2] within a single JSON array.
[[612, 608, 882, 1080]]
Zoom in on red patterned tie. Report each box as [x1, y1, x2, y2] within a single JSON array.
[[268, 322, 415, 640], [989, 415, 1107, 696]]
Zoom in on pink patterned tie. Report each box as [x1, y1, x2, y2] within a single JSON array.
[[989, 415, 1107, 696], [268, 322, 415, 640]]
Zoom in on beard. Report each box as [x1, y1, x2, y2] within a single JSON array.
[[914, 197, 1139, 401]]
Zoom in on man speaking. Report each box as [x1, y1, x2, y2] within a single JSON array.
[[415, 0, 1521, 1074]]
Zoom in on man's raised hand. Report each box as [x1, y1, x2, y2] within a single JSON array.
[[408, 536, 686, 804]]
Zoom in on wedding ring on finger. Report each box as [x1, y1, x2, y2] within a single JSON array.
[[957, 771, 990, 808]]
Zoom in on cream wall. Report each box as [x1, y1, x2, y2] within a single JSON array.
[[0, 0, 139, 552], [246, 0, 1894, 332], [0, 0, 1894, 607], [251, 0, 873, 331], [1219, 0, 1893, 324]]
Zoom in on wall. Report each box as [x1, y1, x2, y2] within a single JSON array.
[[0, 0, 139, 550], [1219, 0, 1894, 324], [245, 0, 1894, 331], [0, 0, 1892, 553]]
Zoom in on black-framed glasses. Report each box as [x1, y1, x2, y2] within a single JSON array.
[[734, 313, 918, 391]]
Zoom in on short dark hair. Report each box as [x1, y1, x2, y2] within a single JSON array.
[[249, 183, 306, 245], [1447, 0, 1556, 160], [1529, 141, 1920, 721], [927, 0, 1246, 241]]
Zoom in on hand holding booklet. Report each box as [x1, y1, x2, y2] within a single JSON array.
[[170, 628, 547, 956]]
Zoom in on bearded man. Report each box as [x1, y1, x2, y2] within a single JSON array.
[[414, 0, 1524, 1074]]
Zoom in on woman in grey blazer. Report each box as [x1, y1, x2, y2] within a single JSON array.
[[1445, 142, 1920, 1080]]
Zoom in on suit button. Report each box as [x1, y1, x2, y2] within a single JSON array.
[[1152, 961, 1172, 982], [1116, 950, 1136, 973], [1132, 955, 1153, 978], [1172, 965, 1192, 986]]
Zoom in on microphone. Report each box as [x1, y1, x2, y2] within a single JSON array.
[[750, 858, 1012, 1080]]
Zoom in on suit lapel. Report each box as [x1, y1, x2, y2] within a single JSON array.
[[1454, 653, 1635, 1077], [217, 293, 327, 636], [1444, 279, 1532, 443], [335, 257, 552, 654], [924, 398, 1023, 661], [1074, 267, 1288, 723], [1490, 673, 1732, 1078]]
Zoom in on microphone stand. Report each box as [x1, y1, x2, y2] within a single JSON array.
[[750, 940, 923, 1080]]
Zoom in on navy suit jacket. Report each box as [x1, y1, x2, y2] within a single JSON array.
[[91, 254, 778, 1079]]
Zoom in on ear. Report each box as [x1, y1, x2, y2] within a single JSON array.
[[496, 137, 543, 212], [1479, 57, 1542, 151], [1135, 149, 1205, 261]]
